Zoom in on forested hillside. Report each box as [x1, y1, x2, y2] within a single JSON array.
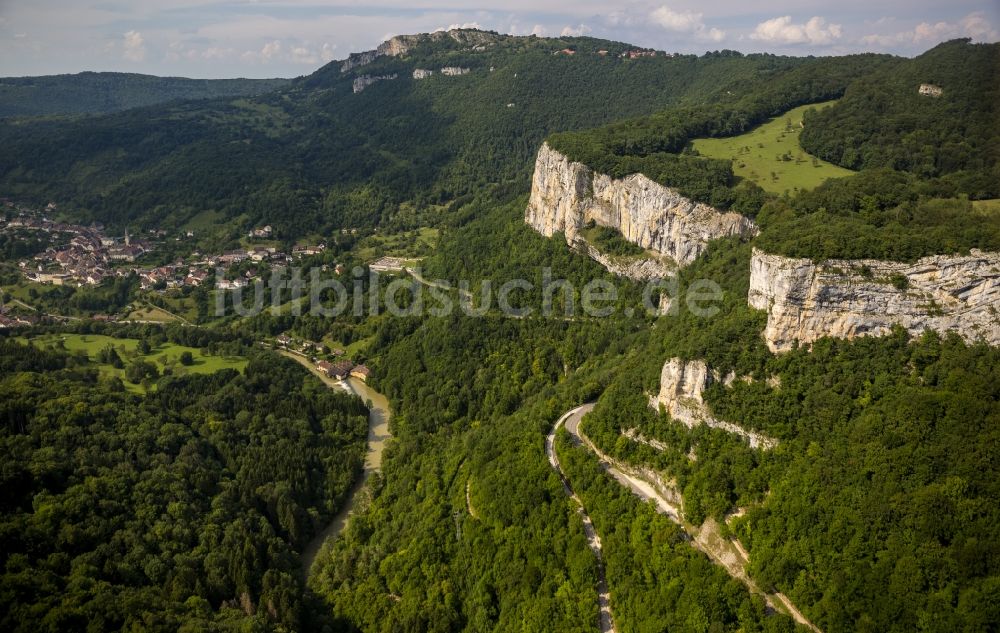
[[2, 28, 998, 633], [799, 39, 999, 180], [0, 338, 368, 631], [0, 30, 887, 239], [0, 72, 290, 118], [545, 38, 999, 261]]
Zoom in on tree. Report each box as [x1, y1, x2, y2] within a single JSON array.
[[179, 351, 194, 366]]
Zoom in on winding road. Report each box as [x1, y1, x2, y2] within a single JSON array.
[[546, 404, 616, 633], [280, 350, 392, 580], [549, 404, 821, 633]]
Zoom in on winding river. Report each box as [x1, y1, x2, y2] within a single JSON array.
[[279, 351, 392, 579]]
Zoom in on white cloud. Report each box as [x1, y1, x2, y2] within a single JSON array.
[[751, 16, 842, 45], [861, 12, 998, 47], [560, 24, 592, 37], [959, 12, 999, 40], [651, 6, 703, 32], [122, 30, 146, 62], [260, 39, 281, 60], [237, 39, 338, 66], [320, 42, 337, 63], [650, 5, 726, 42], [290, 46, 316, 64]]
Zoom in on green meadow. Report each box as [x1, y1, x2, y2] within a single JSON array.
[[692, 101, 855, 194], [21, 333, 247, 392]]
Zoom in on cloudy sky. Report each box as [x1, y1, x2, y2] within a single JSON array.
[[0, 1, 997, 78]]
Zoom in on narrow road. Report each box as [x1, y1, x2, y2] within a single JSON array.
[[280, 350, 393, 580], [555, 404, 821, 633], [546, 404, 616, 633]]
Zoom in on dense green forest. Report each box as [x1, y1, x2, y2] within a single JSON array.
[[0, 337, 368, 631], [0, 72, 290, 118], [556, 432, 795, 632], [567, 234, 1000, 632], [755, 169, 1000, 261], [799, 39, 999, 180]]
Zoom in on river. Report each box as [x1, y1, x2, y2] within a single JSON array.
[[279, 350, 392, 579]]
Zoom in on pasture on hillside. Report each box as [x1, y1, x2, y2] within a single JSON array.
[[692, 101, 855, 194], [20, 333, 247, 392]]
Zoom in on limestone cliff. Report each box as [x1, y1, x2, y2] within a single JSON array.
[[650, 358, 777, 449], [340, 29, 505, 73], [352, 74, 398, 94], [525, 143, 757, 268], [748, 248, 1000, 352]]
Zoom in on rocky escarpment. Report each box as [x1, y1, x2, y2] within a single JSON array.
[[748, 248, 1000, 352], [578, 241, 674, 281], [341, 29, 504, 73], [650, 358, 778, 449], [352, 74, 398, 94], [525, 143, 757, 270]]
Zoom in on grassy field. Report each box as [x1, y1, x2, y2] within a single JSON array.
[[21, 333, 247, 392], [322, 335, 373, 359], [972, 199, 1000, 214], [692, 101, 855, 194], [123, 304, 185, 323], [355, 227, 439, 263]]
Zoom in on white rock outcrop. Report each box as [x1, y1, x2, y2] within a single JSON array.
[[748, 248, 1000, 352], [525, 143, 757, 268], [340, 29, 503, 73], [650, 358, 778, 450], [352, 74, 398, 94]]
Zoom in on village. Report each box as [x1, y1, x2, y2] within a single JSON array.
[[0, 201, 335, 292], [0, 199, 412, 390]]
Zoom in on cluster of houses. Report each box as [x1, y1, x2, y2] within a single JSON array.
[[7, 215, 152, 287], [273, 333, 370, 382], [0, 309, 39, 329], [3, 204, 333, 293], [317, 359, 371, 381]]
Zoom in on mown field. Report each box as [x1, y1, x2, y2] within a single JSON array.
[[20, 333, 247, 391], [692, 101, 855, 194]]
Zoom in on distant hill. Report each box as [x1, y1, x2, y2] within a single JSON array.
[[0, 29, 890, 239], [0, 72, 291, 117]]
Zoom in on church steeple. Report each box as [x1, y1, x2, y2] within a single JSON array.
[[124, 227, 130, 247]]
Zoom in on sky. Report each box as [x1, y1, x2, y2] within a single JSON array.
[[0, 1, 997, 79]]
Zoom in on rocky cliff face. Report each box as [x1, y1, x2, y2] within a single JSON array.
[[650, 358, 778, 449], [578, 241, 674, 281], [340, 29, 505, 73], [525, 143, 757, 268], [748, 248, 1000, 352], [352, 74, 398, 94]]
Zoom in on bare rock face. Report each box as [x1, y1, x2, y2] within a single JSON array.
[[525, 143, 757, 268], [578, 241, 675, 281], [352, 74, 398, 94], [341, 29, 504, 73], [650, 358, 778, 449], [748, 248, 1000, 352]]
